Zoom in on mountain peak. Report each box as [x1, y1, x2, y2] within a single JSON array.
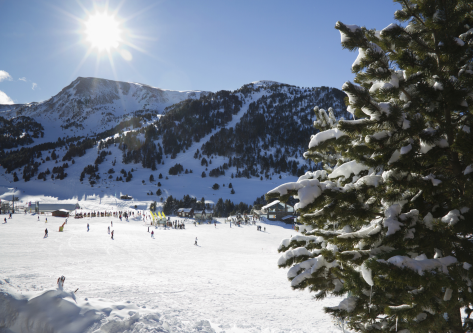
[[248, 80, 284, 87]]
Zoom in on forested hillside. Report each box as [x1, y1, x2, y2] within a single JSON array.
[[0, 79, 347, 206]]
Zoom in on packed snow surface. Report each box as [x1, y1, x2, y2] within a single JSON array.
[[0, 212, 344, 332]]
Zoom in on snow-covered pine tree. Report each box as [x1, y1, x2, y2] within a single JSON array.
[[267, 1, 473, 332]]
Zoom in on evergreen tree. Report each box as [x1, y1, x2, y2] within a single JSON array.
[[268, 2, 473, 332], [215, 198, 225, 217], [163, 195, 174, 215]]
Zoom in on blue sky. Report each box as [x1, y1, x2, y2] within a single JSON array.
[[0, 0, 401, 104]]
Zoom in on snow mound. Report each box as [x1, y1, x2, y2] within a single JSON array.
[[0, 277, 216, 333]]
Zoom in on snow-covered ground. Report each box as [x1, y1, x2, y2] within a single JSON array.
[[0, 212, 344, 333]]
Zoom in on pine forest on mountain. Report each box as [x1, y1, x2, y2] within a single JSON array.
[[0, 81, 348, 211]]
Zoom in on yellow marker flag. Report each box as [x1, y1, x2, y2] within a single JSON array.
[[158, 211, 162, 218], [163, 212, 166, 219]]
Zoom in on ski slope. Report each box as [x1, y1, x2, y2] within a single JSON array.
[[0, 212, 344, 333]]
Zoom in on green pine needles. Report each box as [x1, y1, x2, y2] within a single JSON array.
[[267, 1, 473, 332]]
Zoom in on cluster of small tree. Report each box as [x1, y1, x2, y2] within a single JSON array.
[[60, 121, 84, 131], [157, 90, 243, 157], [252, 195, 267, 210], [0, 136, 81, 173], [162, 195, 209, 215], [80, 164, 99, 185], [94, 150, 111, 165], [209, 166, 225, 177], [117, 128, 163, 170], [62, 137, 96, 161], [50, 164, 68, 180], [117, 168, 133, 182], [22, 162, 40, 182], [213, 198, 251, 217], [0, 116, 44, 149], [37, 168, 51, 181], [168, 163, 184, 175]]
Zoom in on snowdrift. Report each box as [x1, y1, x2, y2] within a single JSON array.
[[0, 277, 215, 333]]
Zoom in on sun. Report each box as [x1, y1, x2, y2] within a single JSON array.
[[85, 13, 121, 51]]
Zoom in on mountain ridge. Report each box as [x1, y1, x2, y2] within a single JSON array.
[[0, 77, 348, 208]]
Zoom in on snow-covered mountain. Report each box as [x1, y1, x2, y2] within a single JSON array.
[[0, 78, 347, 209], [0, 77, 207, 137]]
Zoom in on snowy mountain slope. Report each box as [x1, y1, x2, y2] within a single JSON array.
[[0, 77, 208, 142], [0, 79, 348, 209]]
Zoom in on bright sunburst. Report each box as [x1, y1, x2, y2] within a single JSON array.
[[85, 13, 121, 51]]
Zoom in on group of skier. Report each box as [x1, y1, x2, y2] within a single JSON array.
[[31, 213, 267, 246]]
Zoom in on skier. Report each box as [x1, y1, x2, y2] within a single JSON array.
[[108, 226, 110, 234], [214, 222, 216, 228], [38, 216, 39, 221], [9, 213, 12, 219], [45, 218, 48, 223], [4, 217, 6, 223], [44, 228, 48, 237], [111, 230, 114, 239], [151, 230, 154, 238], [148, 226, 150, 232], [87, 223, 89, 232], [194, 237, 198, 246], [111, 221, 113, 227]]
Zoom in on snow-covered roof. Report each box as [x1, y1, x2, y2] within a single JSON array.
[[177, 208, 193, 213], [194, 210, 203, 214], [281, 215, 296, 220], [261, 200, 281, 210]]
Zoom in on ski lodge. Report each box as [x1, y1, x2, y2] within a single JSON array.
[[35, 202, 80, 214], [194, 209, 213, 220], [261, 200, 296, 222], [177, 208, 194, 218]]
